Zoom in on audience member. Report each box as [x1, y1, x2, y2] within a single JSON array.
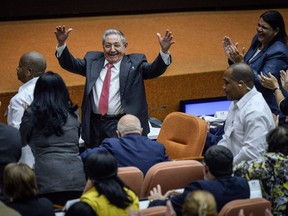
[[182, 190, 217, 216], [81, 150, 139, 215], [217, 63, 275, 164], [223, 10, 288, 126], [3, 163, 54, 216], [0, 122, 22, 201], [19, 71, 86, 205], [234, 126, 288, 215], [54, 26, 175, 147], [6, 51, 46, 129], [81, 114, 169, 175], [259, 69, 288, 116], [65, 201, 96, 216], [148, 145, 250, 215], [6, 51, 46, 168]]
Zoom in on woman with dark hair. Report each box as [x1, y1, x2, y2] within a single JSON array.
[[80, 150, 139, 215], [3, 163, 54, 216], [223, 10, 288, 126], [234, 126, 288, 215], [20, 71, 86, 205]]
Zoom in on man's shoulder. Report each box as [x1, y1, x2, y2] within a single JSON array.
[[85, 51, 104, 59], [125, 53, 146, 62]]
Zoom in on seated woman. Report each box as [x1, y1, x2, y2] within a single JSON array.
[[81, 150, 139, 215], [234, 126, 288, 215], [3, 163, 54, 216], [19, 71, 86, 206]]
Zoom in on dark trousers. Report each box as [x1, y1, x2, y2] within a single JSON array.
[[87, 113, 124, 148]]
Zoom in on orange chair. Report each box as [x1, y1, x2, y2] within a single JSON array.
[[141, 160, 204, 198], [118, 166, 144, 197], [156, 112, 207, 160], [218, 198, 271, 216]]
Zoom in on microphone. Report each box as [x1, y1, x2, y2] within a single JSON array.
[[149, 105, 168, 128], [149, 105, 168, 116]]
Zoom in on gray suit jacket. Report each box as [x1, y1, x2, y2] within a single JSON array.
[[57, 47, 170, 144]]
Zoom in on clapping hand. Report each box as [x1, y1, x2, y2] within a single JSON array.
[[157, 29, 175, 54], [280, 70, 288, 91], [258, 72, 279, 90], [223, 36, 245, 63]]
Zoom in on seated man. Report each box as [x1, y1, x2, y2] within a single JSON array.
[[148, 145, 250, 216], [81, 114, 169, 175], [218, 63, 275, 164]]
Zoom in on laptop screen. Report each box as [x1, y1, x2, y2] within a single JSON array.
[[180, 97, 231, 117]]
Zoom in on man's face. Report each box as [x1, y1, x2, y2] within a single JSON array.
[[16, 58, 31, 84], [223, 68, 242, 101], [103, 34, 127, 64]]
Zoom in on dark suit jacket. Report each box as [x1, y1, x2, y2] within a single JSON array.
[[0, 123, 22, 201], [81, 133, 169, 175], [57, 47, 170, 144], [149, 176, 250, 216], [244, 35, 288, 120]]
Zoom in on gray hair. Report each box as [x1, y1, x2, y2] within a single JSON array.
[[117, 114, 142, 134], [102, 29, 127, 45]]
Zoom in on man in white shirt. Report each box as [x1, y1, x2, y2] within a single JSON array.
[[7, 51, 46, 129], [6, 51, 46, 167], [218, 63, 275, 164]]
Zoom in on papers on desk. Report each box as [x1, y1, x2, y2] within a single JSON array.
[[249, 179, 263, 198], [201, 111, 228, 128], [148, 121, 161, 140]]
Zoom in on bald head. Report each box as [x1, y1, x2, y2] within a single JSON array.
[[229, 63, 254, 88], [17, 51, 46, 83], [117, 114, 143, 137]]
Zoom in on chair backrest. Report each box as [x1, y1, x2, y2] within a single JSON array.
[[141, 160, 204, 198], [218, 198, 271, 216], [118, 166, 144, 197], [156, 112, 207, 160], [140, 206, 167, 216]]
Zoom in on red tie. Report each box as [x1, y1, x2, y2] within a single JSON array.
[[99, 63, 113, 115]]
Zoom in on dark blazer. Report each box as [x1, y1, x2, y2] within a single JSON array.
[[149, 176, 250, 216], [244, 35, 288, 118], [81, 133, 169, 175], [57, 47, 170, 144], [6, 197, 55, 216]]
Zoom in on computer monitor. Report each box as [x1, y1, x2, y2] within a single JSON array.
[[180, 96, 231, 117]]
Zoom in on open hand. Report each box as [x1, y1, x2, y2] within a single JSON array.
[[157, 29, 175, 54], [258, 72, 279, 90], [54, 25, 73, 47]]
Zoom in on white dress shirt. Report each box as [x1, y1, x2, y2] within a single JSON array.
[[7, 77, 38, 129], [218, 87, 275, 164]]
